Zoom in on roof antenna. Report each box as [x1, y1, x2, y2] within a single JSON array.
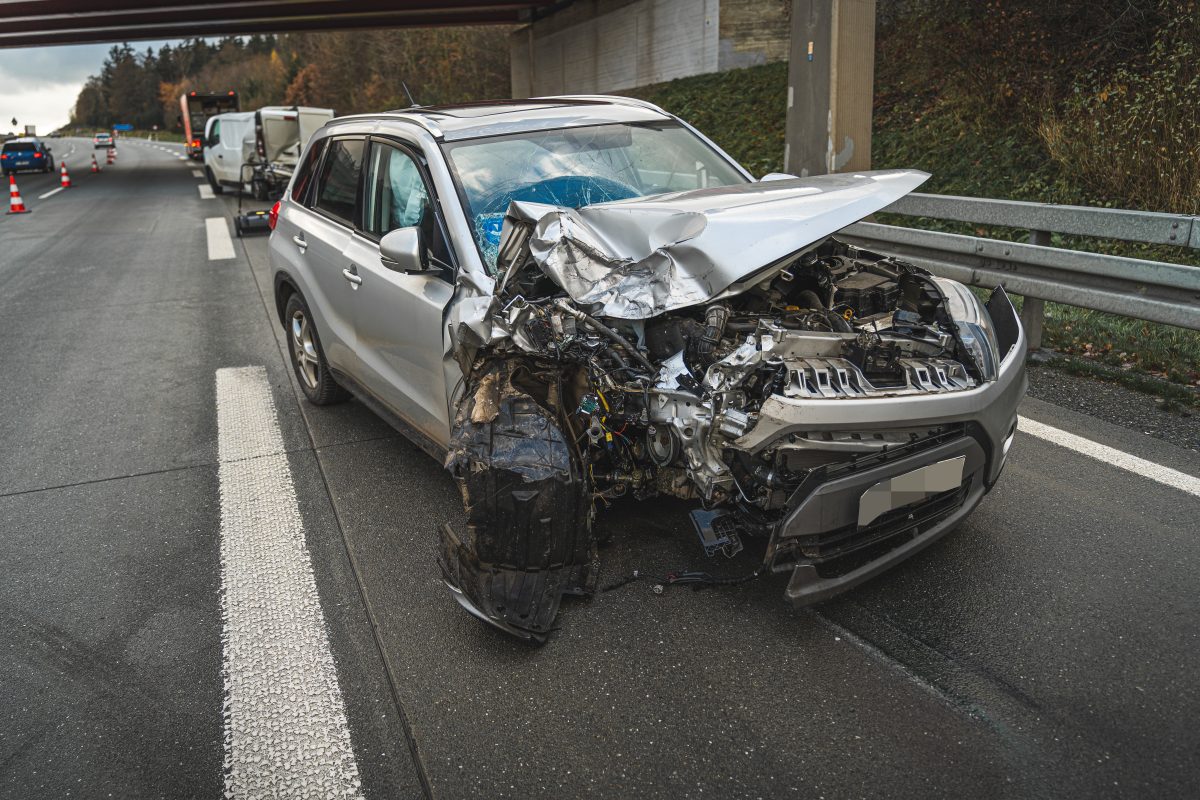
[[402, 81, 419, 108]]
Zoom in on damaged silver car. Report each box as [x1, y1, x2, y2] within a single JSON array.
[[269, 97, 1027, 642]]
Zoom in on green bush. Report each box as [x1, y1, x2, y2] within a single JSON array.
[[1039, 1, 1200, 214], [619, 62, 789, 177]]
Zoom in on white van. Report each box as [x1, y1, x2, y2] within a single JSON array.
[[204, 106, 334, 197]]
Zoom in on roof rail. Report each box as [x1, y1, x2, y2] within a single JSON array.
[[537, 94, 670, 116], [328, 110, 445, 138]]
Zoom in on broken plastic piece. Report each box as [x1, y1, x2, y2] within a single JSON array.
[[689, 509, 745, 558]]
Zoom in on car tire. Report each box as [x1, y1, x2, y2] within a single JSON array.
[[441, 363, 597, 641], [205, 167, 224, 195], [283, 293, 349, 405]]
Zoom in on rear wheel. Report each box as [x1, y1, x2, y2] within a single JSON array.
[[205, 167, 224, 195], [283, 293, 349, 405]]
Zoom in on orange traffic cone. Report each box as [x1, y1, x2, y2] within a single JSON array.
[[7, 174, 30, 214], [105, 148, 114, 165], [60, 162, 71, 188], [91, 154, 100, 172]]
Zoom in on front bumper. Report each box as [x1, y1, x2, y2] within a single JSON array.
[[771, 429, 989, 605], [753, 289, 1027, 605]]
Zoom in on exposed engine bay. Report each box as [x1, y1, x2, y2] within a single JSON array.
[[497, 237, 983, 503], [441, 232, 1001, 641]]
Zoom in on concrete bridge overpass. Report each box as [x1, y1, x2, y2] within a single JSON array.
[[0, 0, 559, 48]]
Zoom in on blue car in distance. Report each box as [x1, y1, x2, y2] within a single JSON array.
[[1, 137, 55, 176]]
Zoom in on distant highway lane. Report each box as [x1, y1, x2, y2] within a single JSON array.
[[1, 137, 1198, 800]]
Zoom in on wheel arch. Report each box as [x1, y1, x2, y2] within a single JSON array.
[[273, 270, 302, 326]]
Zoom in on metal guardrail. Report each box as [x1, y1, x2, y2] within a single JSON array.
[[839, 192, 1200, 348]]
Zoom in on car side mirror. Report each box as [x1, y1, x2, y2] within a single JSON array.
[[379, 227, 428, 273]]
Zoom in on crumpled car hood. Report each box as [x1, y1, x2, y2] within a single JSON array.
[[502, 169, 930, 319]]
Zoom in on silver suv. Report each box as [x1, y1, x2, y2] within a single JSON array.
[[268, 97, 1026, 642]]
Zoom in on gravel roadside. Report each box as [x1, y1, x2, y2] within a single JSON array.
[[1026, 361, 1199, 452]]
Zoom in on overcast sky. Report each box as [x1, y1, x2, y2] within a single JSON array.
[[0, 41, 181, 133]]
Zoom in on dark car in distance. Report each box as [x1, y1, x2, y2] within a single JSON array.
[[1, 137, 55, 176]]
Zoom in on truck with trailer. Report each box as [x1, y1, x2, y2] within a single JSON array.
[[180, 91, 239, 159]]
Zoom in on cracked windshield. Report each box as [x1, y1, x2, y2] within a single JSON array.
[[443, 121, 747, 270]]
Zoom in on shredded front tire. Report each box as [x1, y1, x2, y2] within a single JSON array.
[[441, 365, 596, 642]]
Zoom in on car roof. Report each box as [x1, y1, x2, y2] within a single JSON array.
[[6, 137, 39, 144], [333, 95, 673, 142]]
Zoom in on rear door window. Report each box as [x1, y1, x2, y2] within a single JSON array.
[[312, 138, 365, 227], [292, 138, 326, 206]]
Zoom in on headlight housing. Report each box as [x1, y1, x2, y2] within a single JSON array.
[[934, 278, 1001, 382]]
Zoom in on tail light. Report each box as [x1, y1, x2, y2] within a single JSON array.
[[268, 201, 281, 231], [192, 139, 201, 148], [0, 154, 8, 160], [34, 152, 43, 158]]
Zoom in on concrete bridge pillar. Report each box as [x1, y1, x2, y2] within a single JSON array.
[[784, 0, 876, 176]]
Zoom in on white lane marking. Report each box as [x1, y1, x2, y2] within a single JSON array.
[[206, 217, 236, 260], [38, 187, 64, 200], [192, 169, 203, 178], [216, 366, 364, 800], [1018, 416, 1200, 497], [199, 184, 215, 199]]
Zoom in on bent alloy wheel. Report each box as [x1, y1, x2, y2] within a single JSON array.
[[283, 293, 349, 405]]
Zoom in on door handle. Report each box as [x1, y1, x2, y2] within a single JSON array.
[[342, 267, 363, 286], [292, 234, 308, 252]]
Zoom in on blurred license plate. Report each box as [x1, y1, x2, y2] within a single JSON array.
[[858, 456, 965, 527]]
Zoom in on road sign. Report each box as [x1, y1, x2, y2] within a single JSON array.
[[113, 123, 133, 131]]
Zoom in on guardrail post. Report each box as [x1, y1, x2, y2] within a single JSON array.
[[1020, 230, 1050, 350]]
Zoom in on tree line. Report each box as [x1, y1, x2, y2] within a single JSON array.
[[72, 28, 512, 130]]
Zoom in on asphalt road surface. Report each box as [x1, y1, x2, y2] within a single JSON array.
[[2, 138, 1198, 800]]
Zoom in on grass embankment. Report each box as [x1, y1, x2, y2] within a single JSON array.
[[620, 62, 1199, 396]]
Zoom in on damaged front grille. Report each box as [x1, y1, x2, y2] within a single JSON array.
[[783, 357, 972, 398]]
